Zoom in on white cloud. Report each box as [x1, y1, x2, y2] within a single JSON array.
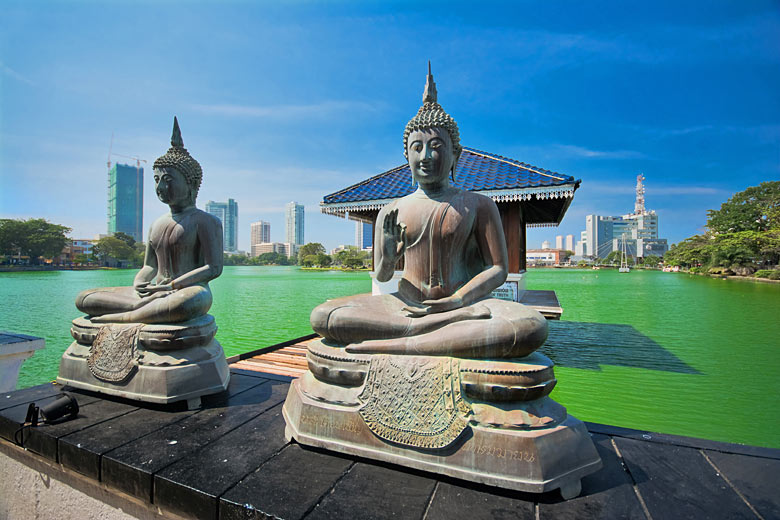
[[553, 144, 648, 160], [0, 62, 35, 86], [189, 100, 381, 119]]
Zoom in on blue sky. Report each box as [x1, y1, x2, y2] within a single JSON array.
[[1, 1, 778, 252]]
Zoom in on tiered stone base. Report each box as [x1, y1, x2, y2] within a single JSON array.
[[57, 316, 229, 407], [282, 340, 601, 499]]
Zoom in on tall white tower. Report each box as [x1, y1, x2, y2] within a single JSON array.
[[634, 174, 646, 215], [285, 202, 305, 245]]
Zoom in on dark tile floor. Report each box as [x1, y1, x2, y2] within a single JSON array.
[[2, 368, 777, 520]]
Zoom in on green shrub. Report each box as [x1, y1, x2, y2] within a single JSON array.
[[754, 269, 774, 278]]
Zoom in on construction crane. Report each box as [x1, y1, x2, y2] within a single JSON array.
[[107, 133, 147, 171], [110, 152, 147, 171]]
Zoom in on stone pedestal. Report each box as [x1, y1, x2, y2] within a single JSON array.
[[282, 340, 601, 498], [57, 316, 229, 407], [0, 332, 46, 392]]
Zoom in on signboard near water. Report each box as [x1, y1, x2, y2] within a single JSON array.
[[492, 280, 519, 302]]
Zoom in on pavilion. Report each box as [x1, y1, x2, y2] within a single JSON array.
[[321, 146, 580, 298]]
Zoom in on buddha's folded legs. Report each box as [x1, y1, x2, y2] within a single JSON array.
[[345, 298, 548, 358], [76, 285, 212, 324], [310, 292, 491, 345]]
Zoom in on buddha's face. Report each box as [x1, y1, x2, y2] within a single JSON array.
[[407, 127, 455, 188], [154, 167, 192, 207]]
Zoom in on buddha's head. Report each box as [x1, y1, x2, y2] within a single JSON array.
[[153, 117, 203, 207], [403, 63, 461, 187]]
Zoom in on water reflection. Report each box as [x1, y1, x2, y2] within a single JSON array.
[[541, 321, 699, 374]]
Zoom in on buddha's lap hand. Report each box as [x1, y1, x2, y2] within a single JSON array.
[[403, 295, 463, 317], [136, 283, 174, 297]]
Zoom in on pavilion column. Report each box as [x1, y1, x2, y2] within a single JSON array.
[[499, 203, 525, 273]]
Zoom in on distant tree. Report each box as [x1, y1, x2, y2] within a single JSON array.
[[113, 231, 136, 248], [256, 251, 291, 265], [604, 251, 621, 265], [73, 253, 90, 265], [223, 253, 251, 266], [0, 218, 71, 264], [344, 257, 364, 269], [641, 255, 661, 267], [664, 235, 712, 268], [315, 253, 332, 267], [0, 219, 26, 257], [133, 242, 146, 267], [706, 181, 779, 234], [298, 243, 326, 264], [93, 236, 135, 264]]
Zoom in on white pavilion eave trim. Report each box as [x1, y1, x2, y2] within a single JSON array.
[[320, 184, 577, 217]]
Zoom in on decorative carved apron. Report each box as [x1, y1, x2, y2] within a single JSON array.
[[358, 355, 471, 449], [88, 324, 143, 382]]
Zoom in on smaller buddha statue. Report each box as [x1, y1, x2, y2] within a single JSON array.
[[75, 117, 223, 324], [59, 118, 229, 406]]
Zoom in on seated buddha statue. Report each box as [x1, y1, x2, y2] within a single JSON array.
[[75, 117, 223, 325], [310, 67, 548, 359]]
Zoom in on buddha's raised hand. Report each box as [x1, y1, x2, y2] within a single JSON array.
[[382, 208, 407, 260]]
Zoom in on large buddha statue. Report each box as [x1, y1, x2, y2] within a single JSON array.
[[310, 66, 548, 358], [75, 117, 222, 324], [58, 118, 230, 407], [283, 66, 601, 499]]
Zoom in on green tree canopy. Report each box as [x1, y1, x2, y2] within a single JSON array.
[[298, 242, 325, 263], [0, 218, 71, 264], [706, 181, 779, 233], [113, 231, 136, 248], [93, 236, 135, 262]]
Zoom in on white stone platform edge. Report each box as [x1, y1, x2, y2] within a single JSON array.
[[0, 331, 46, 393]]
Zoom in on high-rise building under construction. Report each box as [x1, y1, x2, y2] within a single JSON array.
[[107, 163, 143, 242]]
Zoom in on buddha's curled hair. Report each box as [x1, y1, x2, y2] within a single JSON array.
[[153, 117, 203, 196], [403, 63, 461, 160]]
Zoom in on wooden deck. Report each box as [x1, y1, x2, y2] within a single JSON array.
[[519, 289, 562, 319]]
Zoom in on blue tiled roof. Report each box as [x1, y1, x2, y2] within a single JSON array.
[[322, 147, 577, 205]]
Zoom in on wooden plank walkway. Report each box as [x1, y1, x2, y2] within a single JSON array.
[[230, 339, 313, 378]]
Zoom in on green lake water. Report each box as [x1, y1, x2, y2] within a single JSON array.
[[1, 267, 778, 449]]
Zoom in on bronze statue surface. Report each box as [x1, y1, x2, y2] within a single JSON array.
[[76, 117, 223, 324], [310, 66, 547, 358], [58, 118, 229, 407]]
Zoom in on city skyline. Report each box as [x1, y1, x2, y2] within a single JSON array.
[[1, 3, 777, 252]]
